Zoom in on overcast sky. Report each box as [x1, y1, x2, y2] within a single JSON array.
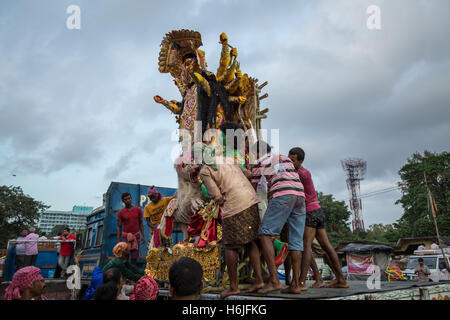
[[1, 0, 449, 228]]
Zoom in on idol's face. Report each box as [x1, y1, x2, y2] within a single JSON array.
[[184, 57, 199, 73]]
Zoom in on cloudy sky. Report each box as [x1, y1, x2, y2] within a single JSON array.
[[1, 0, 449, 228]]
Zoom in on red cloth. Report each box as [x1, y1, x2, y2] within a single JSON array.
[[153, 229, 161, 248], [188, 210, 222, 248], [188, 214, 204, 238], [117, 206, 143, 235], [126, 233, 139, 251], [130, 275, 159, 300], [164, 216, 174, 238], [275, 242, 289, 267], [59, 234, 76, 256], [197, 219, 217, 248]]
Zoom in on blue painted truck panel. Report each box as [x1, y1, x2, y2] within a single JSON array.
[[78, 181, 178, 279], [4, 246, 62, 281]]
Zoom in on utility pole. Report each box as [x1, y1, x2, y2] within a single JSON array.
[[424, 172, 450, 273]]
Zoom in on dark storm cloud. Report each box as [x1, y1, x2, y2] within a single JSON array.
[[104, 149, 137, 180], [251, 0, 450, 183], [0, 0, 449, 223]]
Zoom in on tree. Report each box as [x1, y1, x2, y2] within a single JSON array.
[[365, 223, 400, 245], [317, 191, 353, 246], [0, 185, 49, 248], [395, 151, 450, 237], [49, 224, 69, 237]]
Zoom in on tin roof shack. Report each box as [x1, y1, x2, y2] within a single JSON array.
[[338, 242, 394, 281], [394, 236, 450, 255]]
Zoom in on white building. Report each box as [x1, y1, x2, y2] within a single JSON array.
[[38, 205, 93, 234]]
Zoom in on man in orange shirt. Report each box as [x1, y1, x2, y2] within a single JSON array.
[[144, 186, 173, 232]]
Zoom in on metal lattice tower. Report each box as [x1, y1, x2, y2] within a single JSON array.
[[341, 158, 367, 232]]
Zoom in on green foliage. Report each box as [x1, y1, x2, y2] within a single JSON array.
[[361, 150, 449, 246], [364, 223, 400, 245], [314, 151, 448, 248], [395, 150, 449, 237], [318, 192, 351, 233], [0, 185, 49, 248], [316, 191, 353, 246], [49, 224, 69, 237]]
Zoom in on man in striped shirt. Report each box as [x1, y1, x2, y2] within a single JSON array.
[[251, 141, 306, 294]]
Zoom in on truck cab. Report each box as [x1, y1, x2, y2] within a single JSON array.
[[403, 248, 450, 282]]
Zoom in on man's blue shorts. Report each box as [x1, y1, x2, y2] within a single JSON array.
[[258, 194, 306, 251]]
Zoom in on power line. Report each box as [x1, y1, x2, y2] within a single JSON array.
[[359, 186, 401, 198], [340, 185, 400, 203], [346, 170, 449, 201]]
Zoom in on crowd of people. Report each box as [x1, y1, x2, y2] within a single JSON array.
[[11, 227, 77, 279], [4, 244, 203, 300], [11, 227, 76, 277], [211, 136, 349, 296]]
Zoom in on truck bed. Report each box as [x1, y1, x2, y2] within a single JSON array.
[[157, 280, 450, 300]]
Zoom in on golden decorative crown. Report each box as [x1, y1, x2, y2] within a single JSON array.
[[158, 29, 203, 73]]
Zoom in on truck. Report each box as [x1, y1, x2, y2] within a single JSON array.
[[77, 181, 179, 281], [403, 248, 450, 282]]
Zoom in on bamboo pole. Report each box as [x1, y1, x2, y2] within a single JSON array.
[[424, 172, 450, 273]]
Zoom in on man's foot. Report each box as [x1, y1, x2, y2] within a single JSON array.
[[326, 279, 337, 286], [219, 288, 240, 299], [247, 282, 265, 293], [281, 284, 305, 294], [327, 281, 349, 288], [285, 278, 291, 286], [299, 283, 308, 292], [310, 281, 326, 288], [257, 281, 282, 294]]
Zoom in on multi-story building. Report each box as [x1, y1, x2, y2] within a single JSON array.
[[38, 205, 94, 235]]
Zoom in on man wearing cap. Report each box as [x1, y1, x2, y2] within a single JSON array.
[[130, 275, 159, 300], [4, 266, 47, 300], [144, 186, 173, 233], [102, 242, 145, 282]]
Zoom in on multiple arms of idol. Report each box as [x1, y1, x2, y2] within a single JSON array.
[[154, 32, 248, 115]]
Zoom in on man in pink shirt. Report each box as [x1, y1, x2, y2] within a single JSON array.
[[24, 227, 39, 267], [288, 147, 348, 290]]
